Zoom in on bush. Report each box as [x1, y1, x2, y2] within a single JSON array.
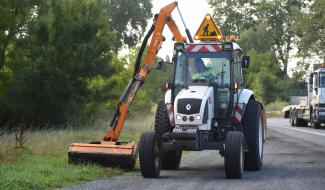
[[265, 100, 290, 112]]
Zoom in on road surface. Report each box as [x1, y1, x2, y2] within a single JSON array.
[[64, 118, 325, 190]]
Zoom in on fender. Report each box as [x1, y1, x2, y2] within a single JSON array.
[[232, 89, 255, 124], [238, 88, 254, 104]]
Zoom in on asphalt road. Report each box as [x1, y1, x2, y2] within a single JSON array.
[[64, 118, 325, 190]]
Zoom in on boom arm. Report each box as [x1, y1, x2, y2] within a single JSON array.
[[105, 1, 186, 141]]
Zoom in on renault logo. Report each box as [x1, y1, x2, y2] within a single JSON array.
[[186, 104, 191, 110]]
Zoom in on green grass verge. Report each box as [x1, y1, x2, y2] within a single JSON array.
[[0, 149, 122, 190], [0, 115, 154, 190]]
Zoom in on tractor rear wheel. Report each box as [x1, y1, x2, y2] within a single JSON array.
[[155, 101, 172, 136], [289, 109, 294, 126], [155, 101, 182, 169], [224, 131, 244, 179], [292, 109, 297, 126], [312, 120, 320, 129], [139, 131, 161, 178], [242, 100, 264, 170]]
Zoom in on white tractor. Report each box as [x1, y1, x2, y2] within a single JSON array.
[[139, 40, 267, 179]]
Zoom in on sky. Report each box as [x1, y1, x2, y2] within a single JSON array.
[[149, 0, 213, 59]]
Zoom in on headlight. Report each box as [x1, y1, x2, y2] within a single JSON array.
[[176, 115, 181, 120], [196, 115, 201, 120]]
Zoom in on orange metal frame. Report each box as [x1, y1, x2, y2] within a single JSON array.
[[105, 1, 186, 141]]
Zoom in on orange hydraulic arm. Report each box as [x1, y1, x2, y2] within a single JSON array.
[[105, 1, 187, 141]]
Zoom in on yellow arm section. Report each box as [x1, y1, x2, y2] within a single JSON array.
[[105, 1, 186, 141]]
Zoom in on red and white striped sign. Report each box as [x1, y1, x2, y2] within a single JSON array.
[[166, 104, 175, 126], [232, 104, 244, 124], [186, 44, 222, 53]]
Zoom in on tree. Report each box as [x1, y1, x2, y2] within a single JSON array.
[[0, 0, 118, 127], [257, 0, 307, 76], [208, 0, 257, 36], [0, 0, 40, 70], [106, 0, 152, 52], [294, 0, 325, 60], [209, 0, 308, 76], [237, 22, 272, 53], [244, 50, 286, 103]]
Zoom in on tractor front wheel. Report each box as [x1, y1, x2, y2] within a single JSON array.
[[139, 131, 161, 178], [224, 131, 244, 179]]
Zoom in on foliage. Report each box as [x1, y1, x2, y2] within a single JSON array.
[[243, 49, 287, 104], [110, 47, 173, 113], [265, 99, 290, 111], [107, 0, 152, 52], [208, 0, 258, 36], [293, 0, 325, 58], [0, 0, 153, 128], [208, 0, 319, 103], [209, 0, 308, 76]]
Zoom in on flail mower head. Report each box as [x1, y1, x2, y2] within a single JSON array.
[[68, 141, 138, 169]]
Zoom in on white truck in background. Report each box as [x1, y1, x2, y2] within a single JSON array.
[[282, 67, 325, 129]]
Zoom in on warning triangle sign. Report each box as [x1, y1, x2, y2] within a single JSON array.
[[194, 14, 223, 41]]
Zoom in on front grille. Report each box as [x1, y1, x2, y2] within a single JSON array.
[[177, 98, 202, 114]]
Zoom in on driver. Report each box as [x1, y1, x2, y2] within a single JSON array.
[[188, 58, 208, 72], [188, 58, 215, 81]]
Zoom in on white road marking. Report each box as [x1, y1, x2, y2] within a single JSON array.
[[269, 125, 325, 137]]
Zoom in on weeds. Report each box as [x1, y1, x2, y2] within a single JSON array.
[[15, 123, 28, 149], [265, 100, 289, 112], [0, 115, 155, 190]]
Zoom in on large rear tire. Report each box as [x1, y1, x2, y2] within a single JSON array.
[[224, 131, 244, 179], [312, 121, 320, 129], [139, 132, 161, 178], [155, 101, 172, 136], [155, 101, 182, 169], [289, 109, 294, 126], [292, 109, 297, 126], [242, 100, 264, 170]]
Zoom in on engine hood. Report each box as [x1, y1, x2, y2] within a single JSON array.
[[176, 86, 211, 100], [174, 86, 214, 130]]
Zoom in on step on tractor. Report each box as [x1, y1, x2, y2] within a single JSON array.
[[68, 1, 267, 179]]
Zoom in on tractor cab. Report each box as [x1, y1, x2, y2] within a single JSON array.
[[170, 42, 248, 128]]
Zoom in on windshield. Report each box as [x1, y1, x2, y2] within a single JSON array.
[[320, 72, 325, 88], [174, 51, 230, 87]]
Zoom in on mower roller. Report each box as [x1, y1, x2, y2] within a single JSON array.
[[68, 1, 188, 169]]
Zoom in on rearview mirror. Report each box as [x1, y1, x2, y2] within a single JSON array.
[[309, 74, 313, 84], [242, 56, 250, 68], [162, 81, 174, 90]]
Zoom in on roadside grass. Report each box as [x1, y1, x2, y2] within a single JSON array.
[[0, 115, 154, 190], [265, 100, 289, 118]]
